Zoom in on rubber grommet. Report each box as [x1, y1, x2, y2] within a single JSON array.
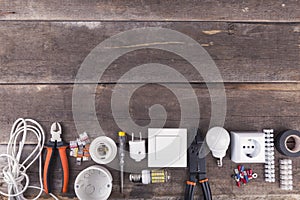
[[275, 130, 300, 157]]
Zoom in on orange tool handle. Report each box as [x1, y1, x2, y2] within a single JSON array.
[[58, 145, 69, 193], [43, 146, 55, 194]]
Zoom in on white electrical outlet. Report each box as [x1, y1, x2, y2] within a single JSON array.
[[231, 131, 265, 163]]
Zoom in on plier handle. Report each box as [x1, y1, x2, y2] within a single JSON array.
[[184, 132, 212, 200], [43, 122, 69, 194], [185, 178, 212, 200]]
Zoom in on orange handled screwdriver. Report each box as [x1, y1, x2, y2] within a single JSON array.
[[43, 122, 69, 194]]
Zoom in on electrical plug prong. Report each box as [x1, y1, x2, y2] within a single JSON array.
[[217, 157, 223, 167]]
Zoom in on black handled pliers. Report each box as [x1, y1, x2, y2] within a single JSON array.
[[184, 132, 212, 200]]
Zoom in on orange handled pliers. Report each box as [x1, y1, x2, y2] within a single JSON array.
[[43, 122, 69, 194]]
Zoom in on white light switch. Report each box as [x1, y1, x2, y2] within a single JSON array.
[[148, 128, 187, 167]]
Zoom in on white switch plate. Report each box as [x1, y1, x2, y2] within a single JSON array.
[[148, 128, 187, 167]]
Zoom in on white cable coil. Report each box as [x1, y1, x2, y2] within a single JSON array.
[[0, 118, 58, 200]]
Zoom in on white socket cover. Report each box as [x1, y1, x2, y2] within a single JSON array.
[[74, 165, 113, 200], [148, 128, 187, 167], [206, 127, 230, 159], [231, 131, 265, 163], [89, 136, 117, 164]]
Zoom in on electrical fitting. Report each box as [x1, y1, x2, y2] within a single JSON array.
[[232, 165, 258, 187], [206, 127, 230, 167], [70, 132, 91, 165], [231, 131, 265, 163], [90, 136, 117, 164], [279, 159, 293, 190], [129, 132, 146, 162], [74, 165, 113, 200], [129, 169, 170, 184], [264, 129, 275, 182]]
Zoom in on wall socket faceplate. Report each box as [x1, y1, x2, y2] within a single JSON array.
[[231, 131, 265, 163]]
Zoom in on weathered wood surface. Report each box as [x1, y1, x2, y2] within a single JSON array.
[[0, 83, 299, 143], [0, 21, 299, 83], [1, 1, 300, 199], [0, 0, 300, 22]]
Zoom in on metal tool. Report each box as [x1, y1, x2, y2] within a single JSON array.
[[43, 122, 69, 193], [118, 131, 126, 193], [184, 132, 212, 200]]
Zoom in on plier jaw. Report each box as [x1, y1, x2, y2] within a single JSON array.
[[50, 122, 62, 142], [43, 122, 69, 194], [185, 132, 212, 200]]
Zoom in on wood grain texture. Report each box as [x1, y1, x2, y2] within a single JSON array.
[[0, 2, 300, 199], [0, 21, 299, 84], [0, 83, 299, 143], [0, 0, 300, 22]]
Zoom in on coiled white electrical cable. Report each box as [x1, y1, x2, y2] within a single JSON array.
[[0, 118, 58, 200]]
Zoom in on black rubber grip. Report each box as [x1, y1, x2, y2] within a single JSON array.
[[275, 130, 300, 157], [184, 183, 195, 200]]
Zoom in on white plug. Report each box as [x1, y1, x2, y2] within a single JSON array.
[[129, 132, 146, 162]]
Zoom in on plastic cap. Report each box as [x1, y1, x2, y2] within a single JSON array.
[[118, 131, 126, 136]]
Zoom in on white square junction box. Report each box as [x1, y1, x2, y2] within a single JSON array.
[[148, 128, 187, 167], [231, 131, 265, 163]]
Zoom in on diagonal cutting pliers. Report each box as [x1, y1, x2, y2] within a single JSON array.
[[185, 132, 212, 200], [43, 122, 69, 194]]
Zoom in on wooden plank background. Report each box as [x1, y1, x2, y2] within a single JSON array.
[[1, 0, 300, 22], [0, 1, 300, 199]]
